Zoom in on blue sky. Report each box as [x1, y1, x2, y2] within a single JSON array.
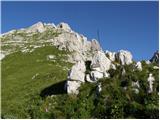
[[1, 1, 159, 61]]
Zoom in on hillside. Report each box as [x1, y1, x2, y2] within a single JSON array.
[[1, 22, 159, 119]]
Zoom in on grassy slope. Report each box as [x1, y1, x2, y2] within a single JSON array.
[[1, 46, 72, 118]]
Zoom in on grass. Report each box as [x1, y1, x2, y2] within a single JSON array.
[[1, 46, 72, 118]]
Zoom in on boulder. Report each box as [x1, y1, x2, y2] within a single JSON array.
[[91, 51, 112, 73], [68, 60, 86, 82], [116, 50, 133, 65], [65, 80, 81, 95]]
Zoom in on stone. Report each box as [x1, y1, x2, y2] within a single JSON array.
[[91, 51, 112, 73], [65, 80, 81, 95], [147, 73, 155, 93], [135, 61, 142, 71], [68, 61, 86, 82], [116, 50, 133, 65]]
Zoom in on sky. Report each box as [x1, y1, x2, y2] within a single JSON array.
[[1, 1, 159, 61]]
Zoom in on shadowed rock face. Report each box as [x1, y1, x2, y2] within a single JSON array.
[[150, 50, 159, 64]]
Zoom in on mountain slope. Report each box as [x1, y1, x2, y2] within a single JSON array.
[[1, 22, 159, 119]]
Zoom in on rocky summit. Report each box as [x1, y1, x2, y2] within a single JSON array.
[[1, 22, 159, 119]]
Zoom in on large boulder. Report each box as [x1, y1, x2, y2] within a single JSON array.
[[65, 80, 81, 95], [68, 60, 86, 82], [91, 51, 112, 72], [66, 61, 86, 94], [115, 50, 133, 65]]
